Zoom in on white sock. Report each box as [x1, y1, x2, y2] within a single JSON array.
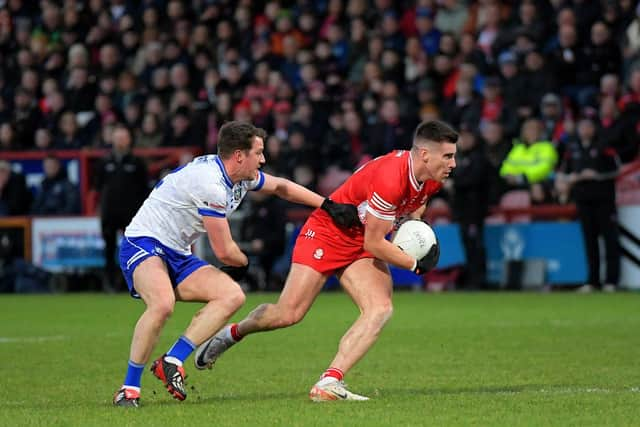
[[164, 355, 182, 366], [221, 325, 236, 342]]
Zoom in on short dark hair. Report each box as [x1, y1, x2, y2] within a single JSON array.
[[217, 121, 267, 159], [413, 120, 459, 146]]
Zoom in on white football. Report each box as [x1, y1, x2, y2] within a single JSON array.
[[392, 220, 437, 259]]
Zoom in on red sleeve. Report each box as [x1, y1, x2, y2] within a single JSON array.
[[365, 164, 403, 221]]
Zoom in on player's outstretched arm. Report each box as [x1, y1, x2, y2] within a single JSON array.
[[363, 213, 418, 271], [258, 173, 324, 207], [203, 216, 248, 267], [258, 173, 360, 227]]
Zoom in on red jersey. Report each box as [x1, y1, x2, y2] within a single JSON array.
[[292, 150, 442, 275], [334, 150, 442, 223]]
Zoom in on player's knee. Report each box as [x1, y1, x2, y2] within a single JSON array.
[[228, 287, 246, 310], [221, 287, 246, 315], [366, 302, 393, 328], [150, 299, 175, 321], [277, 306, 305, 328]]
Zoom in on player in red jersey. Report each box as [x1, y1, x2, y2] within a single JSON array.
[[194, 120, 458, 401]]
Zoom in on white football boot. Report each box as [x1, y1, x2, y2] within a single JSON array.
[[309, 377, 370, 402], [194, 330, 236, 370]]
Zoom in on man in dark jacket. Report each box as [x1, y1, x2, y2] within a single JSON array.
[[556, 117, 620, 292], [446, 123, 489, 288], [0, 160, 31, 216], [240, 190, 287, 291], [94, 124, 148, 291], [31, 156, 79, 215]]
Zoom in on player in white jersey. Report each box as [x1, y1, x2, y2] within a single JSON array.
[[113, 121, 359, 407]]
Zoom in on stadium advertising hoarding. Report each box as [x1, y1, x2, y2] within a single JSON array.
[[483, 221, 588, 285], [31, 217, 105, 272], [619, 205, 640, 290]]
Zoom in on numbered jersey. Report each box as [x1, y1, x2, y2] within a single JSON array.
[[332, 150, 442, 225], [125, 155, 264, 253]]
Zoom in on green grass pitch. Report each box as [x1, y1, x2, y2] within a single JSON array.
[[1, 292, 639, 426]]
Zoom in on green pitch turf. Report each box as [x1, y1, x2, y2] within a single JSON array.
[[1, 292, 639, 426]]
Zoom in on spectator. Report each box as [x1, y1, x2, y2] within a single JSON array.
[[163, 106, 194, 147], [94, 124, 148, 291], [415, 7, 440, 56], [240, 191, 287, 291], [33, 128, 54, 150], [0, 161, 31, 216], [539, 93, 569, 157], [12, 86, 41, 149], [480, 76, 517, 135], [481, 120, 511, 205], [54, 110, 84, 149], [367, 98, 414, 156], [550, 24, 584, 100], [577, 21, 622, 106], [500, 118, 558, 203], [555, 118, 620, 292], [520, 50, 557, 117], [0, 122, 17, 150], [441, 77, 481, 129], [321, 109, 350, 170], [135, 112, 163, 148], [64, 67, 96, 113], [497, 50, 527, 123], [31, 156, 79, 215], [435, 0, 468, 35], [599, 96, 639, 164], [623, 5, 640, 73], [446, 123, 489, 289]]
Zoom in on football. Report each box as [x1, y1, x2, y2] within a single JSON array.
[[392, 220, 437, 259]]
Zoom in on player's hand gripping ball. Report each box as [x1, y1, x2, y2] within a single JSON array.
[[392, 220, 440, 274]]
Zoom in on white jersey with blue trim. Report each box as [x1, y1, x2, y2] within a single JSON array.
[[125, 154, 265, 253]]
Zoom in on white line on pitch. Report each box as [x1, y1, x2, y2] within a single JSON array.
[[0, 335, 68, 343]]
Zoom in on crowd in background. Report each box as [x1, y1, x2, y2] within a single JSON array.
[[0, 0, 639, 289]]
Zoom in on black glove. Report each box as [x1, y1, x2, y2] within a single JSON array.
[[413, 241, 440, 275], [321, 198, 361, 228], [219, 263, 249, 281]]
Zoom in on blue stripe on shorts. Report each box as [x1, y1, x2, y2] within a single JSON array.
[[119, 236, 208, 298]]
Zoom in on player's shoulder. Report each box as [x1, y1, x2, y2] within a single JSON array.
[[381, 150, 410, 166], [367, 150, 410, 181], [179, 156, 228, 191]]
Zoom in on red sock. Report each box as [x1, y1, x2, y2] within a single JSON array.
[[229, 323, 243, 341], [321, 367, 344, 381]]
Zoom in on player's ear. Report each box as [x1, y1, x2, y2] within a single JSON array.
[[420, 146, 430, 163]]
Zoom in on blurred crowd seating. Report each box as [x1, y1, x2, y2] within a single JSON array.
[[1, 1, 639, 289]]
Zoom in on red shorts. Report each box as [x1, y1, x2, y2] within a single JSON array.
[[291, 210, 374, 276]]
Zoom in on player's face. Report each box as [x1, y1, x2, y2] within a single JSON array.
[[240, 136, 266, 180], [421, 141, 457, 182]]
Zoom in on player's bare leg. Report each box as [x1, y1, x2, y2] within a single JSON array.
[[239, 263, 326, 333], [176, 265, 246, 344], [194, 263, 326, 369], [114, 257, 175, 406], [149, 265, 245, 401], [330, 257, 393, 372], [129, 257, 176, 365], [309, 257, 392, 402]]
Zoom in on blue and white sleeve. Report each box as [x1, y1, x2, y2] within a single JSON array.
[[248, 170, 266, 191]]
